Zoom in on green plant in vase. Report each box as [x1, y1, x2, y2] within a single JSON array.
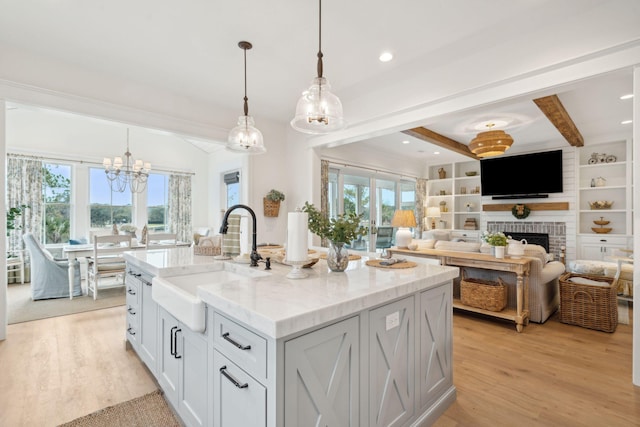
[[302, 202, 368, 271]]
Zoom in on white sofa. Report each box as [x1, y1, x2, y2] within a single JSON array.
[[405, 232, 567, 323]]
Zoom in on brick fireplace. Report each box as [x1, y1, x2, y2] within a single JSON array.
[[487, 221, 566, 259]]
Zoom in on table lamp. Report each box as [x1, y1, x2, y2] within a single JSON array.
[[391, 209, 417, 248], [426, 207, 441, 230]]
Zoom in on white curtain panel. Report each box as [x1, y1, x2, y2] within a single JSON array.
[[168, 174, 193, 243], [7, 154, 44, 252]]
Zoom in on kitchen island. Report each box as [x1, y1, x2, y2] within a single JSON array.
[[123, 247, 459, 427]]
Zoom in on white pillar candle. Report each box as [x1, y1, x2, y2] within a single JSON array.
[[287, 212, 308, 262]]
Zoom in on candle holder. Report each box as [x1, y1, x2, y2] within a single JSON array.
[[285, 258, 310, 279]]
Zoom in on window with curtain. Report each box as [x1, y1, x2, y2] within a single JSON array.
[[147, 173, 169, 232], [42, 163, 72, 244], [89, 167, 132, 228]]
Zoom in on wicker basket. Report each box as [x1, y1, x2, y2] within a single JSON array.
[[193, 245, 221, 256], [559, 272, 618, 333], [263, 198, 281, 217], [460, 271, 507, 312]]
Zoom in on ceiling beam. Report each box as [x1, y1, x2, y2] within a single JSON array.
[[402, 127, 478, 160], [533, 95, 584, 147]]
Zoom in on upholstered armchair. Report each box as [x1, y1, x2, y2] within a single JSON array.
[[23, 233, 82, 300]]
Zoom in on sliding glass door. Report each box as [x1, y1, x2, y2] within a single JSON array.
[[328, 168, 415, 252]]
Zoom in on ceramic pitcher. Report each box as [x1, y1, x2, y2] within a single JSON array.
[[508, 238, 527, 258]]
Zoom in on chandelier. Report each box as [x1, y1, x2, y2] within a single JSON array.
[[469, 123, 514, 158], [290, 0, 345, 134], [227, 41, 266, 154], [102, 129, 151, 193]]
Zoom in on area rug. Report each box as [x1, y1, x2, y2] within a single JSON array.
[[8, 282, 126, 324], [58, 390, 180, 427]]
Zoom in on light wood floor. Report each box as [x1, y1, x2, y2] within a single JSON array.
[[0, 305, 638, 426], [0, 306, 157, 427]]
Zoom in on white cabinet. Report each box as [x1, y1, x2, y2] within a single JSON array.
[[125, 276, 139, 348], [158, 306, 209, 427], [369, 297, 415, 427], [578, 235, 631, 261], [426, 161, 481, 232], [212, 350, 266, 427], [126, 267, 158, 374], [284, 316, 360, 426]]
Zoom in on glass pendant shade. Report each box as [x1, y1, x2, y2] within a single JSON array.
[[227, 115, 266, 154], [291, 77, 345, 134]]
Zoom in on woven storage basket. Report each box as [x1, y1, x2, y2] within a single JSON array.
[[193, 245, 221, 256], [263, 198, 281, 217], [460, 271, 507, 312], [559, 272, 618, 333]]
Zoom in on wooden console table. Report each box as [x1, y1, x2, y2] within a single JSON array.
[[389, 248, 532, 332]]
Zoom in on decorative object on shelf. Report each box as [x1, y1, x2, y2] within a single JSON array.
[[438, 168, 446, 179], [391, 209, 417, 248], [463, 218, 477, 230], [103, 128, 151, 193], [591, 227, 613, 234], [594, 176, 606, 187], [291, 0, 345, 134], [589, 200, 613, 209], [263, 189, 285, 217], [588, 152, 617, 164], [301, 202, 367, 272], [593, 217, 610, 226], [469, 123, 513, 158], [511, 204, 531, 219], [439, 190, 446, 195], [439, 200, 448, 212], [465, 202, 474, 212], [460, 186, 467, 194], [140, 224, 148, 244], [227, 41, 266, 154], [465, 171, 477, 176], [426, 206, 441, 230]]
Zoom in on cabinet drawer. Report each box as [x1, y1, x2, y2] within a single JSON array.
[[579, 235, 629, 246], [451, 230, 479, 242], [214, 313, 267, 381]]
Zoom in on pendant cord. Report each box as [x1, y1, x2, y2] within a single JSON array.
[[316, 0, 323, 79], [243, 47, 249, 117]]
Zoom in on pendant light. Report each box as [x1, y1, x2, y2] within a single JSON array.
[[290, 0, 345, 134], [227, 41, 266, 154], [469, 123, 514, 158]]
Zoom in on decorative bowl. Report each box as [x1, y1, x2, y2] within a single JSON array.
[[465, 171, 478, 176], [589, 200, 613, 209], [593, 217, 610, 226], [592, 227, 612, 234]]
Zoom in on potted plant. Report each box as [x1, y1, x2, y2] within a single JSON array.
[[120, 224, 137, 237], [302, 202, 368, 272], [481, 231, 508, 258], [264, 189, 285, 217]]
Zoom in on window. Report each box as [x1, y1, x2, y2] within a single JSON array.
[[400, 180, 416, 211], [43, 163, 72, 244], [147, 173, 169, 232], [89, 167, 132, 228], [224, 171, 240, 209]]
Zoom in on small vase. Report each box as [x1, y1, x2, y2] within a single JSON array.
[[494, 246, 505, 259], [327, 241, 349, 272]]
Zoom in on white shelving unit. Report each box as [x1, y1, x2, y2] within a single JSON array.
[[426, 160, 481, 235], [576, 139, 633, 259]]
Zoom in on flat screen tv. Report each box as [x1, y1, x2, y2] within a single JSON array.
[[480, 150, 563, 198]]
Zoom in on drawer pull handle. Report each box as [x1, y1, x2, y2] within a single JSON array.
[[220, 366, 248, 389], [127, 327, 136, 336], [143, 280, 152, 287], [127, 307, 136, 315], [222, 332, 251, 350], [127, 288, 136, 295]]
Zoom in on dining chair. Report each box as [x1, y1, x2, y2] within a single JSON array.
[[87, 234, 132, 300]]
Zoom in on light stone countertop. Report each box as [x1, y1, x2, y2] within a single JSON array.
[[124, 247, 459, 339]]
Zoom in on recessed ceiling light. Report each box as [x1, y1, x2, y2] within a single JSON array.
[[434, 151, 440, 155], [621, 120, 633, 125], [620, 94, 634, 100], [402, 140, 410, 144], [379, 52, 393, 62]]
